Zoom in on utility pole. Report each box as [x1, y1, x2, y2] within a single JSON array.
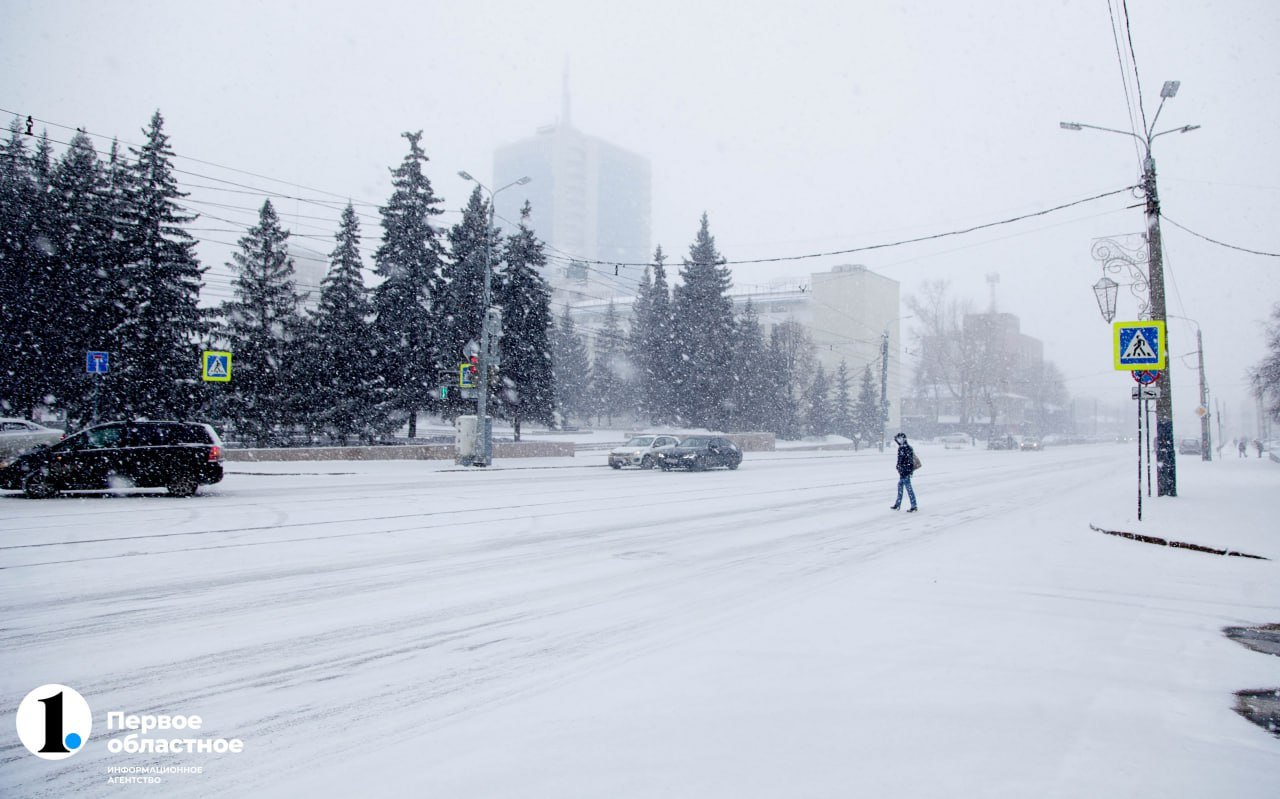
[[1215, 397, 1224, 451], [879, 330, 889, 451], [1196, 327, 1210, 461], [1062, 80, 1198, 496], [1141, 152, 1177, 491]]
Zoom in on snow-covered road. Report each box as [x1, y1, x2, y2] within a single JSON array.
[[2, 444, 1276, 796]]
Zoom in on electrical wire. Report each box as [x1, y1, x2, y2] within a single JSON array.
[[1120, 0, 1150, 137], [0, 106, 387, 210], [545, 186, 1141, 269], [1106, 0, 1146, 169], [1160, 214, 1280, 257]]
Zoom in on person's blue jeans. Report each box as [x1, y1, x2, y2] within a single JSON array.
[[895, 475, 917, 509]]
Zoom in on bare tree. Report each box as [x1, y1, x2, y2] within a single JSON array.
[[906, 280, 973, 426], [1250, 302, 1280, 424]]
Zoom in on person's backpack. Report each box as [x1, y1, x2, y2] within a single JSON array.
[[912, 452, 922, 470]]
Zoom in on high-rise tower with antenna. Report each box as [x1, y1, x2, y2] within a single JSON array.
[[493, 72, 652, 304]]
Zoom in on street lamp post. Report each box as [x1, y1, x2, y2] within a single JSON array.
[[1167, 314, 1212, 462], [1062, 80, 1199, 497], [456, 171, 531, 467], [879, 315, 912, 450]]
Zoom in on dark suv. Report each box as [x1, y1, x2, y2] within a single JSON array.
[[0, 421, 224, 498], [655, 436, 743, 471]]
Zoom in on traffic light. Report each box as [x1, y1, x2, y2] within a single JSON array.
[[459, 358, 478, 388]]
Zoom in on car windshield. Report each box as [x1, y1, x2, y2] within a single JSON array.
[[681, 437, 711, 447], [624, 436, 655, 447]]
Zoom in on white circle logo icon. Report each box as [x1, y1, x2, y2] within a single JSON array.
[[16, 684, 92, 760]]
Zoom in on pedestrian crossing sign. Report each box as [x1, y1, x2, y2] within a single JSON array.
[[1113, 321, 1166, 370], [202, 350, 232, 382]]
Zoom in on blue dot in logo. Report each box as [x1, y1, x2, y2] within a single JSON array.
[[65, 733, 82, 749]]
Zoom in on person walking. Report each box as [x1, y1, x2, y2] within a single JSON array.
[[890, 432, 918, 512], [1255, 439, 1264, 458], [1238, 439, 1248, 458]]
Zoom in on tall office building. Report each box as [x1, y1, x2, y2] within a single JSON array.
[[492, 86, 651, 304]]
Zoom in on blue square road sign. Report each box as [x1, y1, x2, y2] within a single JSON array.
[[86, 351, 109, 374]]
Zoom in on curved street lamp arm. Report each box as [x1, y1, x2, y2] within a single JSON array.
[[1150, 124, 1201, 142], [1060, 120, 1145, 143]]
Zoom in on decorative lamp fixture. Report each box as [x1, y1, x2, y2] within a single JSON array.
[[1093, 276, 1119, 323]]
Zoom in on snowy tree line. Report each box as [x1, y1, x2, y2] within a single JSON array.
[[2, 111, 895, 445], [0, 115, 553, 444], [551, 215, 886, 443]]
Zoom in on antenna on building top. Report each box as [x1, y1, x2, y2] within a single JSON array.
[[985, 272, 1000, 312]]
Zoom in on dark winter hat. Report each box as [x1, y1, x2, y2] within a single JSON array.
[[894, 433, 907, 444]]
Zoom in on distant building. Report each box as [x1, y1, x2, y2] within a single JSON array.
[[493, 87, 651, 305]]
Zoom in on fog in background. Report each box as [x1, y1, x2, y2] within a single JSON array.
[[4, 0, 1278, 438]]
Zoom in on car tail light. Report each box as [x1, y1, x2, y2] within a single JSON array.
[[208, 445, 222, 462]]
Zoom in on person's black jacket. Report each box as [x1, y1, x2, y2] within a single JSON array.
[[896, 443, 915, 477]]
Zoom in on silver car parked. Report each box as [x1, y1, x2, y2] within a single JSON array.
[[608, 434, 681, 469], [0, 418, 64, 467]]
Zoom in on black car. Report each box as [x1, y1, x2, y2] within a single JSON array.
[[655, 436, 742, 471], [0, 421, 225, 498]]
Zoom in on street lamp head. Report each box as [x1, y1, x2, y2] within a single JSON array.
[[1179, 124, 1201, 134], [1160, 80, 1181, 99], [458, 170, 475, 182], [515, 176, 532, 186], [1059, 121, 1083, 131], [1092, 276, 1119, 323]]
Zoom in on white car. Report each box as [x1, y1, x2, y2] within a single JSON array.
[[608, 434, 681, 470], [0, 418, 64, 466]]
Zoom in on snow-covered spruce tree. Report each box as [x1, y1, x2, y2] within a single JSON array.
[[306, 203, 379, 443], [832, 359, 854, 443], [551, 304, 592, 427], [805, 362, 833, 436], [89, 141, 137, 421], [591, 300, 628, 426], [439, 185, 501, 382], [629, 245, 678, 426], [217, 200, 304, 445], [672, 213, 735, 429], [766, 319, 814, 439], [728, 298, 770, 432], [44, 131, 123, 425], [0, 121, 49, 418], [854, 363, 881, 446], [370, 131, 446, 438], [493, 202, 555, 439], [111, 111, 206, 419]]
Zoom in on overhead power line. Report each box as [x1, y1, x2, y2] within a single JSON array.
[[1160, 214, 1280, 257], [0, 106, 385, 210], [554, 186, 1141, 268], [7, 110, 1159, 287]]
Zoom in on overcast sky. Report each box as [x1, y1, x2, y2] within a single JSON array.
[[4, 0, 1279, 436]]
